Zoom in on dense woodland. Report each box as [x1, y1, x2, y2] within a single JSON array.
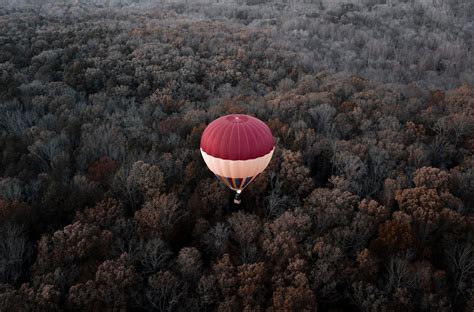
[[0, 1, 473, 311]]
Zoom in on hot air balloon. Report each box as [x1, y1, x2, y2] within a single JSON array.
[[200, 114, 275, 204]]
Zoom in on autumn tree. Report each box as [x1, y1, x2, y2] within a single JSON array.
[[33, 221, 112, 278], [279, 148, 314, 196], [262, 207, 312, 268], [178, 247, 203, 281], [134, 193, 186, 239], [68, 253, 141, 310], [271, 257, 317, 311], [74, 197, 125, 230], [228, 211, 262, 263], [212, 254, 240, 310], [304, 188, 358, 234], [237, 262, 268, 310]]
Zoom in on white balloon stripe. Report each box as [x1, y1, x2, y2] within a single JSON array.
[[201, 148, 274, 179]]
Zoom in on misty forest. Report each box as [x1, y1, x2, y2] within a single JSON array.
[[0, 0, 473, 311]]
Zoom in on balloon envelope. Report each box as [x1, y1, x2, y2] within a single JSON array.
[[200, 114, 275, 191]]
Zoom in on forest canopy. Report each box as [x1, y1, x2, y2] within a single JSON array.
[[0, 1, 473, 311]]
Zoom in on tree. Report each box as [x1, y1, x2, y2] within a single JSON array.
[[385, 254, 416, 293], [356, 249, 379, 280], [187, 178, 228, 218], [263, 171, 290, 219], [333, 150, 367, 195], [228, 211, 261, 263], [328, 200, 388, 255], [75, 197, 125, 229], [271, 257, 317, 311], [0, 4, 473, 311], [304, 188, 358, 233], [375, 211, 416, 250], [262, 208, 311, 264], [178, 247, 203, 281], [203, 222, 230, 257], [27, 131, 70, 172], [237, 262, 267, 310], [310, 239, 348, 303], [445, 242, 474, 308], [0, 223, 29, 284], [134, 193, 186, 238], [265, 208, 311, 243], [262, 230, 299, 267], [133, 237, 171, 275], [351, 281, 388, 312], [309, 103, 336, 136], [68, 253, 141, 310], [86, 156, 119, 184], [0, 282, 60, 312], [395, 186, 463, 242], [77, 123, 126, 170], [0, 199, 32, 224], [212, 254, 238, 301], [33, 221, 112, 277], [197, 274, 219, 309], [129, 160, 165, 199], [0, 177, 24, 202], [280, 148, 314, 196], [413, 166, 451, 191]]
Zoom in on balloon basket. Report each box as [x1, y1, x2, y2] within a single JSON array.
[[234, 190, 242, 205]]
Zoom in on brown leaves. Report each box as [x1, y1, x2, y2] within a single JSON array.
[[271, 286, 317, 312], [227, 211, 261, 263], [75, 197, 125, 229], [0, 199, 32, 223], [413, 166, 451, 191], [358, 199, 389, 222], [69, 253, 141, 310], [0, 283, 59, 312], [262, 208, 311, 266], [395, 186, 462, 226], [213, 254, 238, 298], [356, 249, 379, 279], [280, 148, 314, 196], [86, 156, 118, 183], [177, 247, 203, 279], [32, 221, 112, 281], [134, 193, 184, 238], [266, 208, 311, 243], [188, 178, 228, 217], [304, 188, 358, 232], [271, 257, 317, 311], [53, 222, 112, 265], [237, 262, 267, 308], [130, 160, 165, 199], [263, 231, 298, 266], [375, 211, 416, 250]]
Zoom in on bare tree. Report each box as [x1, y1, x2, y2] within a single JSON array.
[[385, 254, 416, 292], [138, 237, 173, 274], [263, 171, 289, 219], [309, 103, 336, 136], [28, 132, 70, 172], [0, 178, 24, 202], [446, 242, 474, 306], [0, 223, 29, 284], [203, 222, 230, 257], [146, 271, 186, 312]]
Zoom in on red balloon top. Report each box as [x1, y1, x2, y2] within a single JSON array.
[[200, 114, 274, 160]]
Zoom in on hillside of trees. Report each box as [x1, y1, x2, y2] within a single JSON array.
[[0, 1, 473, 311]]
